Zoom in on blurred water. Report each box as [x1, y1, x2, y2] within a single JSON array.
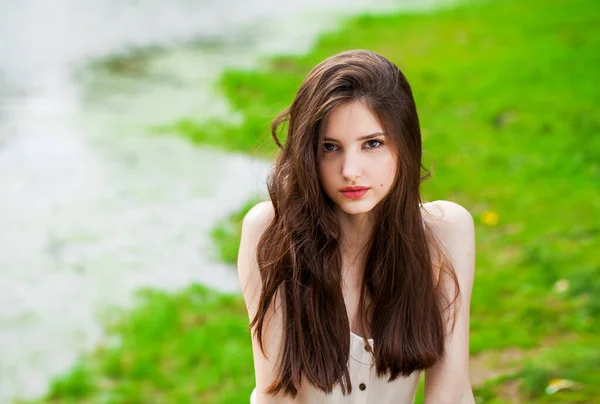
[[0, 0, 451, 401]]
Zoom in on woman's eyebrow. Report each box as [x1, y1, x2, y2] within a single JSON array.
[[323, 132, 386, 142]]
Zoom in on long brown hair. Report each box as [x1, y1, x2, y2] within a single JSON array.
[[250, 49, 459, 397]]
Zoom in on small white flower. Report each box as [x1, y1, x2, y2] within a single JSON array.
[[554, 279, 570, 293]]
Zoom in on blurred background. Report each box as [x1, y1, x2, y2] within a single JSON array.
[[0, 0, 598, 403]]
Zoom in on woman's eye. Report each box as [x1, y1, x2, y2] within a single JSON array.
[[323, 143, 338, 152], [365, 139, 383, 149]]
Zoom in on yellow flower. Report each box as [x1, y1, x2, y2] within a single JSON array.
[[546, 378, 575, 394], [481, 210, 499, 226]]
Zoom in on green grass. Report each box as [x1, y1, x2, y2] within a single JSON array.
[[19, 285, 254, 404], [26, 0, 600, 402]]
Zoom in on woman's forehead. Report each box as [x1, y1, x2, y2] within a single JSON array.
[[322, 101, 384, 141]]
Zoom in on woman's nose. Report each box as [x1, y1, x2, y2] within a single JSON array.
[[341, 152, 362, 181]]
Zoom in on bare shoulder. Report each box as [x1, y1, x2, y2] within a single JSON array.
[[421, 200, 476, 284], [421, 200, 474, 234], [242, 200, 275, 236], [237, 200, 275, 296]]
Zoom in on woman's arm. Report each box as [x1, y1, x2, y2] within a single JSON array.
[[423, 201, 476, 404], [237, 201, 301, 404]]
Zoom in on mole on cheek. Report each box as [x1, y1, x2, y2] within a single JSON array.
[[381, 184, 384, 187]]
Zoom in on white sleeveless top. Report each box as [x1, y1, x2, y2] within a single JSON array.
[[250, 212, 426, 403], [249, 332, 421, 404]]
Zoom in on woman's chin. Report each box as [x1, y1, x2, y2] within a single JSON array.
[[336, 200, 375, 216]]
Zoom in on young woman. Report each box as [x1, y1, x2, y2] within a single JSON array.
[[237, 50, 476, 403]]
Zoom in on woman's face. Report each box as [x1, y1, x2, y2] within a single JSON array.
[[317, 100, 398, 217]]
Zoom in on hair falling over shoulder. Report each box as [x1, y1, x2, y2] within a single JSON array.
[[249, 50, 460, 398]]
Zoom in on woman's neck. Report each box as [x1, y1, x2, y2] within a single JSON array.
[[336, 208, 375, 268]]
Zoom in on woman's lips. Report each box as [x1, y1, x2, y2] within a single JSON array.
[[340, 187, 369, 199]]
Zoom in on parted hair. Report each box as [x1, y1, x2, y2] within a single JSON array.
[[250, 49, 459, 397]]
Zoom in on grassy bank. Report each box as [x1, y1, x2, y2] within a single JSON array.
[[19, 285, 254, 404], [27, 0, 599, 402]]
